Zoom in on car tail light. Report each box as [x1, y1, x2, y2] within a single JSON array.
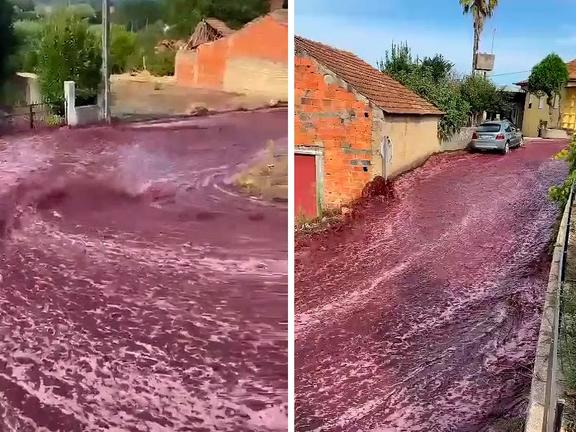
[[496, 134, 505, 140], [472, 132, 478, 139]]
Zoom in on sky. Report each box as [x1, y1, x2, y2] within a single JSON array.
[[295, 0, 576, 86]]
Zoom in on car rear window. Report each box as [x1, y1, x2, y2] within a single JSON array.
[[476, 123, 502, 133]]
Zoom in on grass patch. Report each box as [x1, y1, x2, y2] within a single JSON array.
[[295, 207, 344, 234], [562, 281, 576, 430], [489, 418, 524, 432]]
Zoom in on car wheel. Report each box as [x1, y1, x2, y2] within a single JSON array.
[[503, 141, 510, 154]]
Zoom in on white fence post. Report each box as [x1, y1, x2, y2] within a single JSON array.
[[64, 81, 77, 126]]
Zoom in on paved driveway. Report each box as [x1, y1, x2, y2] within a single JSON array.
[[0, 110, 287, 431], [295, 140, 568, 431]]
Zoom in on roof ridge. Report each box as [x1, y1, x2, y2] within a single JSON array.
[[295, 35, 443, 116], [295, 35, 360, 59]]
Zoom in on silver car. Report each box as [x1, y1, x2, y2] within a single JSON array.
[[469, 120, 523, 154]]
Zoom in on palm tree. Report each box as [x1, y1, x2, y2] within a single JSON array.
[[459, 0, 499, 72]]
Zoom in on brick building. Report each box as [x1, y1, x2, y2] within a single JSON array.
[[175, 10, 288, 101], [295, 36, 443, 217]]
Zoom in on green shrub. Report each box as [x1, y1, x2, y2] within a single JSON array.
[[36, 11, 101, 106], [550, 135, 576, 208], [90, 24, 138, 74], [379, 42, 470, 140], [146, 51, 174, 76]]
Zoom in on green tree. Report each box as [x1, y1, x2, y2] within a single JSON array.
[[36, 11, 101, 107], [203, 0, 267, 29], [528, 53, 569, 108], [163, 0, 267, 38], [11, 0, 35, 12], [460, 74, 497, 124], [459, 0, 499, 71], [379, 41, 417, 79], [113, 0, 163, 31], [12, 19, 42, 71], [0, 0, 17, 83], [379, 42, 470, 140], [421, 54, 454, 82], [90, 24, 138, 73]]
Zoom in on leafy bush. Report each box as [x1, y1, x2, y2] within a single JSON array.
[[146, 51, 175, 76], [36, 11, 101, 106], [550, 135, 576, 207], [123, 22, 175, 76], [379, 42, 470, 140], [90, 24, 138, 73]]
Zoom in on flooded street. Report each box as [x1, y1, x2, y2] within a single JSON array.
[[0, 110, 287, 431], [295, 140, 568, 431]]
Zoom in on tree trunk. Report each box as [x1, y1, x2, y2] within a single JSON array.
[[472, 24, 479, 72], [558, 92, 563, 129]]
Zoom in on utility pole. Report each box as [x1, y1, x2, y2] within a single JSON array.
[[102, 0, 111, 123]]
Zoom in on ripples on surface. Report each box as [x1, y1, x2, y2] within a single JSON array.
[[0, 110, 288, 431]]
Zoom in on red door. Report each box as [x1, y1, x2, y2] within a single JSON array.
[[295, 154, 317, 218]]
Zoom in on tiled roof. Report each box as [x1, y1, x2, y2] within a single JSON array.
[[568, 59, 576, 80], [204, 18, 234, 36], [295, 36, 443, 116]]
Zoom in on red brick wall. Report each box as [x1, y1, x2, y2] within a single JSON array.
[[295, 55, 373, 208], [176, 15, 287, 90]]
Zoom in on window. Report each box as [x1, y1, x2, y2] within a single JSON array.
[[477, 123, 502, 133], [539, 96, 545, 109], [505, 125, 512, 132]]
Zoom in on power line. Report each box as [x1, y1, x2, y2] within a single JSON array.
[[490, 70, 530, 77]]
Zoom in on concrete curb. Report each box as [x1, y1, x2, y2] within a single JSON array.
[[525, 188, 573, 432]]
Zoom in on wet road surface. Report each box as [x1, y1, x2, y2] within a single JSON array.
[[295, 140, 568, 432], [0, 110, 287, 431]]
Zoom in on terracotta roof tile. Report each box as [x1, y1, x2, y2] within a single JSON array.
[[295, 36, 443, 116], [204, 18, 234, 36]]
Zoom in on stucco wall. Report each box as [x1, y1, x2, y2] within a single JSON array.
[[224, 58, 287, 99], [371, 111, 441, 179], [561, 86, 576, 131], [295, 53, 441, 210], [175, 13, 287, 100], [522, 90, 563, 137]]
